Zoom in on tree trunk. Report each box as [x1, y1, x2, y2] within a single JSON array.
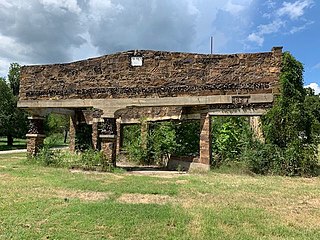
[[7, 134, 13, 146]]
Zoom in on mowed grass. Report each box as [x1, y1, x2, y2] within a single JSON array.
[[0, 138, 26, 151], [1, 153, 320, 239]]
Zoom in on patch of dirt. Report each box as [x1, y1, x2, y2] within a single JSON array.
[[118, 193, 172, 205], [69, 169, 125, 179], [176, 179, 189, 184], [53, 189, 110, 201], [0, 173, 16, 182], [32, 187, 110, 202], [267, 196, 320, 228], [189, 190, 320, 229], [125, 171, 187, 178]]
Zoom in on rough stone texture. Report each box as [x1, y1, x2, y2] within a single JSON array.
[[100, 118, 117, 166], [26, 117, 45, 156], [250, 116, 265, 142], [19, 47, 282, 101], [199, 112, 212, 165], [115, 106, 182, 122], [167, 158, 210, 172], [101, 137, 117, 167], [116, 120, 122, 155], [27, 135, 45, 156], [92, 120, 99, 150], [27, 118, 45, 134], [69, 115, 77, 152]]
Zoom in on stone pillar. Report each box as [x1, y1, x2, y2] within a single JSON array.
[[116, 119, 122, 155], [141, 121, 149, 150], [26, 116, 45, 156], [199, 112, 212, 166], [69, 114, 77, 152], [250, 116, 265, 143], [92, 118, 99, 150], [99, 118, 117, 167]]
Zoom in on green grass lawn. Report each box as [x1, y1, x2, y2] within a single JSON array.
[[0, 137, 26, 151], [0, 134, 69, 151], [1, 153, 320, 239]]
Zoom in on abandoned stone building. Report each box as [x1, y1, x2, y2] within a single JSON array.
[[18, 47, 283, 170]]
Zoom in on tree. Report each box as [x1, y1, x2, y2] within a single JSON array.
[[263, 52, 311, 147], [304, 87, 320, 143], [261, 52, 318, 176], [0, 64, 28, 146], [0, 77, 15, 145], [8, 63, 21, 96]]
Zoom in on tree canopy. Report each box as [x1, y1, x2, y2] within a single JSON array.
[[0, 63, 28, 145]]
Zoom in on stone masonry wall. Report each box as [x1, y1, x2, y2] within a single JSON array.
[[19, 47, 282, 101]]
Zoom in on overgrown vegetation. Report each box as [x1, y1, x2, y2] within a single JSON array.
[[259, 52, 320, 176], [122, 52, 319, 177], [44, 113, 70, 145], [211, 116, 252, 167], [123, 121, 177, 165], [30, 138, 115, 172], [123, 120, 199, 165]]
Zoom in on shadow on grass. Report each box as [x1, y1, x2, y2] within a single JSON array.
[[0, 138, 27, 151], [120, 165, 167, 172]]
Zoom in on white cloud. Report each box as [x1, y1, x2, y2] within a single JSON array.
[[225, 1, 245, 15], [247, 0, 314, 47], [313, 63, 320, 69], [0, 0, 12, 8], [257, 20, 285, 34], [0, 0, 256, 75], [289, 20, 314, 34], [0, 59, 10, 78], [247, 20, 284, 47], [247, 33, 264, 46], [40, 0, 81, 14], [278, 0, 314, 20], [305, 83, 320, 95]]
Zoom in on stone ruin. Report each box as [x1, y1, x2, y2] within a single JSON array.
[[18, 47, 283, 171]]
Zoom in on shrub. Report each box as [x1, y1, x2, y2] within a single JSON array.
[[241, 140, 319, 177], [260, 52, 319, 176], [123, 121, 178, 165], [241, 142, 283, 175], [148, 121, 178, 165], [174, 120, 200, 157], [32, 145, 114, 172], [211, 116, 252, 167], [76, 148, 111, 171]]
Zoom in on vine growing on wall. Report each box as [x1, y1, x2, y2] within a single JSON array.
[[258, 52, 319, 176]]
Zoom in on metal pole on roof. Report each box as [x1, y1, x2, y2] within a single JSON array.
[[210, 36, 214, 54]]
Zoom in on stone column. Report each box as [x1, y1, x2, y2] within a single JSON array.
[[140, 121, 149, 150], [26, 116, 45, 156], [99, 118, 117, 167], [92, 118, 100, 150], [69, 114, 77, 152], [199, 112, 212, 166], [250, 116, 265, 143], [116, 119, 122, 155]]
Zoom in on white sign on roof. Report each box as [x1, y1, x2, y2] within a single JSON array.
[[131, 57, 143, 66]]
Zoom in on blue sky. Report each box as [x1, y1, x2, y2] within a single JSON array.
[[0, 0, 319, 93]]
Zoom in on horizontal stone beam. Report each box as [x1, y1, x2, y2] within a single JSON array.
[[208, 108, 267, 116], [18, 93, 273, 117]]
